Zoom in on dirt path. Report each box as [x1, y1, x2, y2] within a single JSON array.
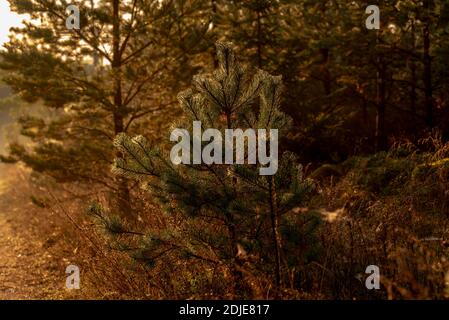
[[0, 164, 73, 299]]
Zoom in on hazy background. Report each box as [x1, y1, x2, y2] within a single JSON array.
[[0, 0, 27, 152]]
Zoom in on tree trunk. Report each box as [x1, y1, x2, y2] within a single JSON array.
[[112, 0, 131, 217], [375, 32, 387, 152], [376, 62, 387, 152], [89, 0, 100, 68], [268, 175, 282, 291], [410, 19, 416, 115], [225, 113, 246, 298], [423, 0, 433, 128], [320, 48, 332, 112], [211, 0, 218, 68], [254, 19, 282, 290], [256, 10, 262, 69]]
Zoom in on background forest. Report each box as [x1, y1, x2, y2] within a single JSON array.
[[0, 0, 449, 300]]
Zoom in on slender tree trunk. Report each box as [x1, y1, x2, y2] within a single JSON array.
[[256, 10, 262, 69], [254, 17, 283, 291], [320, 48, 332, 112], [112, 0, 131, 217], [375, 33, 387, 152], [268, 176, 282, 291], [423, 0, 433, 128], [226, 215, 245, 298], [210, 0, 218, 68], [362, 97, 368, 126], [90, 0, 99, 67], [410, 20, 416, 115], [375, 63, 387, 152], [225, 113, 245, 298]]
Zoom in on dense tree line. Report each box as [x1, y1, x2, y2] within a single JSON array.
[[1, 0, 448, 206], [0, 0, 448, 298]]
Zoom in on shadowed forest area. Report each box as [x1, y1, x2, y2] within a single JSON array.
[[0, 0, 449, 300]]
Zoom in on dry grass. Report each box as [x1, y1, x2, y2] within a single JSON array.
[[1, 140, 449, 300]]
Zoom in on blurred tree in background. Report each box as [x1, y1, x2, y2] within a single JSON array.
[[2, 0, 448, 209], [0, 0, 213, 216]]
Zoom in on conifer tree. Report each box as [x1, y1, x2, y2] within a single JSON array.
[[0, 0, 212, 215], [215, 0, 282, 69], [110, 43, 316, 297]]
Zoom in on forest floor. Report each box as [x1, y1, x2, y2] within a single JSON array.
[[0, 164, 81, 299]]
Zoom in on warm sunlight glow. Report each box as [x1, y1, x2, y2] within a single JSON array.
[[0, 0, 29, 48]]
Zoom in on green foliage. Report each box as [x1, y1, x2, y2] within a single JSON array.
[[1, 0, 448, 300], [0, 0, 214, 213], [412, 158, 449, 179], [343, 152, 414, 195], [281, 209, 322, 267], [110, 43, 315, 295], [339, 142, 449, 200], [310, 141, 449, 299], [310, 164, 343, 181]]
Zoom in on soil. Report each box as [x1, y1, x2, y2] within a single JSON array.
[[0, 164, 80, 299]]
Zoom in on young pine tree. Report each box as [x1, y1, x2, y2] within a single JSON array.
[[109, 43, 316, 298]]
